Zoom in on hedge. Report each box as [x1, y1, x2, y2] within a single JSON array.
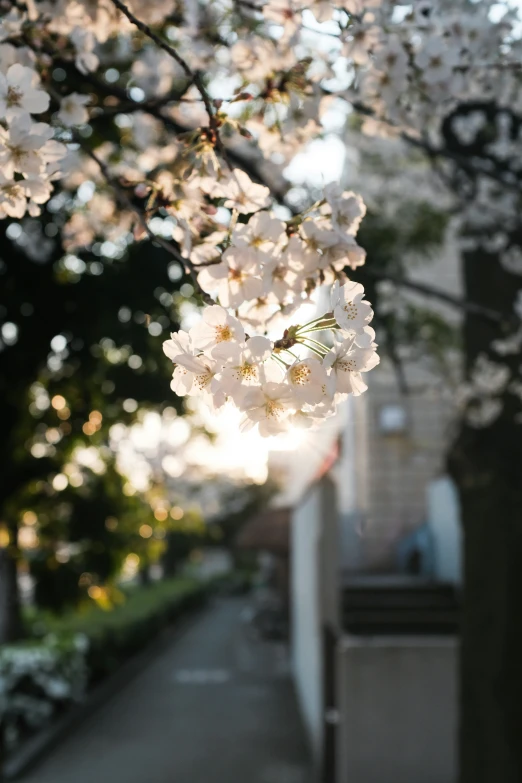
[[1, 577, 210, 752]]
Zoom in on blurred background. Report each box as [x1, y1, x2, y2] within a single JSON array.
[[1, 10, 521, 783], [0, 128, 465, 783]]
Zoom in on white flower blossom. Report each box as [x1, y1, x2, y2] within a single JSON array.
[[0, 172, 52, 218], [331, 280, 374, 333], [231, 211, 286, 265], [0, 115, 53, 177], [172, 352, 227, 409], [415, 36, 458, 86], [239, 381, 295, 437], [323, 337, 380, 397], [325, 186, 367, 237], [189, 305, 245, 354], [162, 329, 192, 363], [198, 248, 264, 308], [57, 93, 90, 127], [286, 357, 329, 405], [217, 169, 271, 214], [216, 336, 272, 402], [0, 64, 49, 120]]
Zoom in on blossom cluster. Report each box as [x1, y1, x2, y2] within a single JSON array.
[[343, 1, 520, 146], [1, 0, 519, 435], [163, 185, 379, 437], [0, 47, 66, 219], [2, 1, 519, 220]]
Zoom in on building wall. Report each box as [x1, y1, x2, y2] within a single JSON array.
[[351, 368, 456, 569], [291, 485, 323, 764], [334, 220, 463, 572], [336, 636, 458, 783], [291, 476, 339, 769]]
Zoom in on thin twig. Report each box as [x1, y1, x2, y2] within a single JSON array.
[[79, 141, 215, 304], [383, 317, 409, 395], [109, 0, 216, 130], [52, 54, 288, 203], [350, 99, 522, 195], [235, 0, 264, 11], [362, 267, 506, 325]]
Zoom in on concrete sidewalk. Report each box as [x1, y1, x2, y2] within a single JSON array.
[[19, 597, 312, 783]]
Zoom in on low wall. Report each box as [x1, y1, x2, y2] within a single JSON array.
[[291, 485, 323, 766], [337, 635, 458, 783]]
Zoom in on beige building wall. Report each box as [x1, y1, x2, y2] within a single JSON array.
[[351, 364, 456, 570], [347, 224, 463, 570]]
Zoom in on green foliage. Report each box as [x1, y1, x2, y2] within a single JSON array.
[[393, 201, 450, 256], [0, 634, 88, 751], [0, 202, 197, 618], [25, 462, 157, 611], [1, 577, 209, 752], [351, 202, 455, 380], [26, 577, 209, 684], [358, 202, 449, 273]]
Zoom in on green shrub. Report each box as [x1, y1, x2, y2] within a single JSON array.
[[1, 577, 209, 752], [28, 577, 209, 684], [0, 635, 88, 751]]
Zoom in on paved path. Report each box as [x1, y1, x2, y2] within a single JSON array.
[[20, 598, 312, 783]]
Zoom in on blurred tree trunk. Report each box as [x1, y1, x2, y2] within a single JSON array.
[[448, 243, 522, 783], [0, 531, 23, 644]]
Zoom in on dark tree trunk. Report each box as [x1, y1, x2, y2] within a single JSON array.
[[450, 420, 522, 783], [448, 243, 522, 783], [0, 538, 23, 644]]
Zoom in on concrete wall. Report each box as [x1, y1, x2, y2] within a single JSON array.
[[291, 484, 323, 764], [337, 635, 458, 783], [291, 476, 339, 769]]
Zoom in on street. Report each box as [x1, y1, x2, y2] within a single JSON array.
[[19, 597, 312, 783]]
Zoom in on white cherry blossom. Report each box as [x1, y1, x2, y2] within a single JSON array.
[[300, 220, 339, 253], [0, 64, 49, 120], [172, 353, 227, 409], [217, 170, 271, 215], [323, 337, 380, 397], [325, 186, 367, 237], [162, 329, 193, 363], [331, 280, 374, 333], [231, 211, 286, 265], [57, 93, 90, 127], [0, 173, 52, 218], [286, 357, 329, 405], [189, 305, 245, 354], [262, 256, 301, 303], [321, 239, 366, 272], [239, 381, 295, 437], [216, 336, 272, 402], [0, 115, 54, 177], [415, 36, 458, 86], [198, 248, 264, 308]]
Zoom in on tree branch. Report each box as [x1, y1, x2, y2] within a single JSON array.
[[52, 54, 289, 204], [78, 142, 215, 305], [350, 100, 522, 195], [382, 317, 409, 395], [362, 266, 508, 325], [109, 0, 216, 132]]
